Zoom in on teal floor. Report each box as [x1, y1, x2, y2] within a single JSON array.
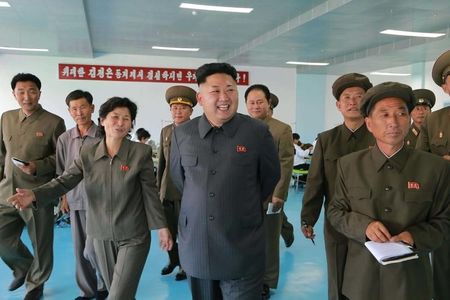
[[0, 187, 328, 299]]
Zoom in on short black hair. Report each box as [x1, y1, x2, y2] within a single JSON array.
[[11, 73, 41, 90], [293, 133, 300, 140], [196, 63, 237, 86], [244, 84, 271, 103], [136, 128, 150, 141], [98, 97, 138, 136], [65, 90, 93, 106]]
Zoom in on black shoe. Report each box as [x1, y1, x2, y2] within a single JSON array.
[[95, 290, 109, 300], [74, 297, 93, 300], [161, 263, 178, 275], [175, 268, 187, 281], [24, 285, 43, 300], [262, 284, 270, 299], [8, 276, 25, 291]]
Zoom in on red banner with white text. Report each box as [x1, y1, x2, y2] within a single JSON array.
[[58, 63, 249, 85]]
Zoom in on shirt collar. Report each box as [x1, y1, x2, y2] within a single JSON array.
[[371, 144, 411, 172], [18, 104, 43, 122], [198, 113, 240, 139], [94, 137, 131, 161], [69, 122, 99, 139], [341, 123, 369, 141]]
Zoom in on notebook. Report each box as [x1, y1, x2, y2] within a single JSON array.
[[364, 241, 418, 265]]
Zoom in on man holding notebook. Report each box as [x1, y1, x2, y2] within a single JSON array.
[[327, 82, 450, 300]]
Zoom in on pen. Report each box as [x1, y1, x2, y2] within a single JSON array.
[[310, 237, 315, 245]]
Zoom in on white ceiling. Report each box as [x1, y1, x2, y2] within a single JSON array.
[[1, 0, 450, 75]]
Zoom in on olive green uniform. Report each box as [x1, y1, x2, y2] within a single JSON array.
[[404, 123, 420, 148]]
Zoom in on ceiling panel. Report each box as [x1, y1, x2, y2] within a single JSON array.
[[0, 0, 449, 75]]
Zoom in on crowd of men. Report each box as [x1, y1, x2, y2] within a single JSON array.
[[1, 49, 449, 300]]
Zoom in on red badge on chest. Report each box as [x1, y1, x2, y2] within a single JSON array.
[[120, 165, 129, 171], [407, 181, 420, 190], [35, 131, 44, 137], [236, 145, 247, 153]]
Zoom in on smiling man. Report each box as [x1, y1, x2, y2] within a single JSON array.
[[328, 82, 450, 300], [0, 73, 66, 300], [170, 63, 280, 299]]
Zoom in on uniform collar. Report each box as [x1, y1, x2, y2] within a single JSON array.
[[18, 104, 43, 122], [371, 144, 411, 172], [341, 123, 369, 141], [94, 137, 131, 161], [69, 122, 99, 139], [198, 113, 240, 139]]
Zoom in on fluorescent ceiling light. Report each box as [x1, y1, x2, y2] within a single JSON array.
[[180, 2, 253, 13], [380, 29, 445, 38], [286, 61, 329, 66], [0, 1, 11, 7], [370, 71, 411, 76], [0, 46, 49, 52], [152, 46, 199, 52]]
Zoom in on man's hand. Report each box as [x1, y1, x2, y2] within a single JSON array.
[[442, 154, 450, 161], [60, 195, 70, 214], [19, 161, 36, 176], [301, 224, 315, 240], [159, 228, 173, 251], [365, 221, 391, 242], [390, 231, 414, 246], [271, 196, 284, 211], [7, 188, 36, 210]]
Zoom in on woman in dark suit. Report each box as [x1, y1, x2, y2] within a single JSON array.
[[9, 97, 172, 300]]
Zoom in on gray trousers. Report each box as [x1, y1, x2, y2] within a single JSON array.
[[70, 210, 106, 297], [0, 205, 54, 292], [432, 239, 450, 300], [188, 272, 263, 300], [162, 199, 181, 266], [263, 210, 282, 289], [92, 232, 150, 300]]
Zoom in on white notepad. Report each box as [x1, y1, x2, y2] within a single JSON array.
[[364, 241, 418, 265]]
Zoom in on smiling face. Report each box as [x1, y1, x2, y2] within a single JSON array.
[[336, 86, 365, 121], [197, 73, 238, 127], [68, 97, 95, 128], [12, 81, 41, 115], [100, 107, 132, 140], [365, 97, 410, 155], [245, 89, 270, 120]]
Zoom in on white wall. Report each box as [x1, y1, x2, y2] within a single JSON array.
[[0, 53, 297, 144]]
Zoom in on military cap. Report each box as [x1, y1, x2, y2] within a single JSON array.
[[412, 89, 435, 108], [332, 73, 373, 100], [270, 93, 279, 109], [360, 82, 415, 117], [432, 49, 450, 86], [165, 85, 197, 107]]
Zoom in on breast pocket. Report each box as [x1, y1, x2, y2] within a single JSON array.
[[430, 136, 448, 156], [404, 189, 432, 204], [181, 154, 198, 167]]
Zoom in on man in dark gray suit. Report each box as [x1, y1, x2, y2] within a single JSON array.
[[170, 62, 280, 299]]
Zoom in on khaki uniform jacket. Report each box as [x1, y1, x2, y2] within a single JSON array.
[[301, 124, 374, 240], [416, 106, 450, 156], [170, 113, 280, 279], [157, 124, 180, 202], [33, 138, 166, 241], [328, 146, 450, 300], [404, 123, 420, 149], [264, 116, 294, 203], [0, 105, 65, 208]]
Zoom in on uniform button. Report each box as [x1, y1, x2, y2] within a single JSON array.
[[386, 165, 393, 169], [209, 192, 215, 197], [384, 186, 392, 191], [209, 215, 215, 221], [384, 207, 392, 213], [213, 149, 218, 154], [210, 170, 216, 175]]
